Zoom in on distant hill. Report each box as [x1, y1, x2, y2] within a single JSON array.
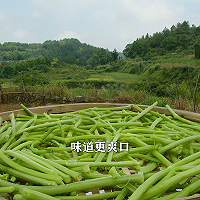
[[123, 21, 200, 60], [1, 20, 199, 71], [0, 38, 119, 83], [0, 38, 119, 67], [0, 38, 100, 66]]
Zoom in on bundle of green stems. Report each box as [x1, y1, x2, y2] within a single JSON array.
[[0, 102, 200, 199]]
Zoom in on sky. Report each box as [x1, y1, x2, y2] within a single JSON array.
[[0, 0, 200, 52]]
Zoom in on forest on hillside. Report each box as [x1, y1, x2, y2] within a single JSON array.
[[0, 38, 119, 67], [0, 38, 119, 83], [123, 21, 200, 60], [0, 21, 200, 69], [0, 21, 200, 82]]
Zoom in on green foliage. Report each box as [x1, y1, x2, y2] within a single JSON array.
[[124, 21, 200, 60], [145, 65, 198, 84], [67, 66, 90, 80], [161, 36, 178, 51], [0, 65, 14, 78], [0, 39, 120, 71], [195, 44, 200, 59], [111, 49, 119, 61], [0, 39, 100, 67], [0, 57, 52, 80], [138, 64, 200, 99], [87, 48, 119, 68], [15, 68, 48, 86], [148, 65, 161, 74], [94, 58, 146, 75]]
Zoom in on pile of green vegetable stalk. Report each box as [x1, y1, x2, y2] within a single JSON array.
[[1, 102, 200, 199]]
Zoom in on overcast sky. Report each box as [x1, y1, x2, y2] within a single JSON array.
[[0, 0, 200, 52]]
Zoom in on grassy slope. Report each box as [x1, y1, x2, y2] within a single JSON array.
[[88, 72, 140, 83], [151, 52, 200, 66], [82, 51, 200, 109], [2, 50, 200, 110]]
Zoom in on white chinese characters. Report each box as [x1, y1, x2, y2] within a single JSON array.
[[71, 141, 129, 153]]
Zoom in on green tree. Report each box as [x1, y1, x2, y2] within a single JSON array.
[[17, 68, 48, 85], [179, 34, 188, 49], [123, 21, 200, 59], [1, 65, 13, 78], [151, 32, 164, 48], [111, 49, 119, 61], [162, 27, 170, 37], [161, 36, 178, 51], [195, 44, 200, 59], [176, 21, 190, 35]]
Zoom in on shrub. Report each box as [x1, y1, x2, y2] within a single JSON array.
[[14, 69, 49, 86], [133, 91, 147, 103], [46, 84, 65, 97], [114, 92, 133, 103]]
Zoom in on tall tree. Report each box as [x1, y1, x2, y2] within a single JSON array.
[[195, 44, 200, 59], [111, 49, 119, 61]]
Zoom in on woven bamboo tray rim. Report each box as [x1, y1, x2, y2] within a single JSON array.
[[1, 103, 200, 122], [1, 103, 200, 200]]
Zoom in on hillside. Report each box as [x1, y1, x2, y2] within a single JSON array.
[[1, 21, 199, 68], [0, 21, 200, 112], [88, 21, 200, 111], [0, 38, 118, 83], [0, 38, 118, 67], [123, 21, 200, 61], [0, 39, 99, 66]]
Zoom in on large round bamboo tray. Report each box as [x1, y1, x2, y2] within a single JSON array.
[[1, 103, 200, 123], [1, 103, 200, 200]]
